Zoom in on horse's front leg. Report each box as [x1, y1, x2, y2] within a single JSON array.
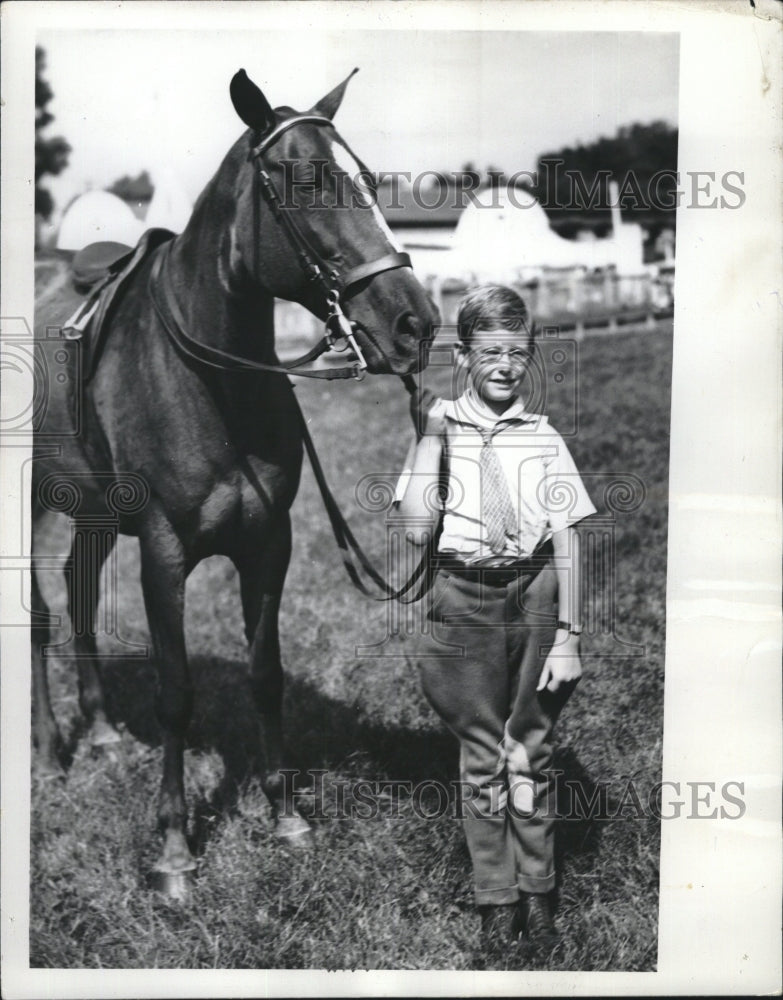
[[31, 560, 64, 773], [236, 513, 312, 846], [66, 521, 122, 748], [138, 515, 196, 885]]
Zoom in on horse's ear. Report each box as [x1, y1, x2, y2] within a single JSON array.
[[311, 67, 359, 120], [230, 69, 276, 133]]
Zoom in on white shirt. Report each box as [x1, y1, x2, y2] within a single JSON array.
[[396, 389, 596, 563]]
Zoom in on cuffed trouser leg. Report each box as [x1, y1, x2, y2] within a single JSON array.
[[408, 568, 559, 904], [505, 567, 569, 894], [408, 565, 565, 905], [412, 570, 516, 904]]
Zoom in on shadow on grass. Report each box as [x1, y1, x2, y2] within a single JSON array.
[[553, 746, 604, 874], [100, 653, 458, 780], [96, 652, 605, 873]]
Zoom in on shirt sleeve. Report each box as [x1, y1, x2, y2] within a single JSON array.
[[542, 432, 597, 532], [393, 398, 450, 505], [392, 435, 419, 505]]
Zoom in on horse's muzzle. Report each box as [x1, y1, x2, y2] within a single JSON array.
[[390, 310, 433, 374]]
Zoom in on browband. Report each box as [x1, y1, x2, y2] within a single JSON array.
[[250, 114, 334, 159]]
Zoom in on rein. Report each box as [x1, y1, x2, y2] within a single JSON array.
[[149, 242, 354, 381], [296, 387, 433, 604]]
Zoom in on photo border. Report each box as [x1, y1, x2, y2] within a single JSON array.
[[2, 1, 781, 996]]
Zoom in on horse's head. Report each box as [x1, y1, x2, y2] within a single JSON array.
[[228, 69, 438, 376]]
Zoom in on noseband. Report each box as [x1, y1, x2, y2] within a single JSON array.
[[149, 113, 413, 381]]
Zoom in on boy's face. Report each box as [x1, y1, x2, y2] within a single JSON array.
[[458, 326, 533, 409]]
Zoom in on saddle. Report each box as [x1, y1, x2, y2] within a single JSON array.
[[63, 228, 176, 382]]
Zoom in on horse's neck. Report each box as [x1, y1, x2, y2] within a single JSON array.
[[166, 164, 276, 360]]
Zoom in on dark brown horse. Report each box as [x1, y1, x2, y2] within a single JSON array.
[[32, 69, 437, 888]]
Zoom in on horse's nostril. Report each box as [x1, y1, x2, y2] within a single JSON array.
[[395, 312, 423, 342]]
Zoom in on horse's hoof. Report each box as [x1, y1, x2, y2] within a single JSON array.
[[153, 827, 198, 898], [33, 736, 66, 777], [275, 814, 315, 849], [152, 870, 194, 903], [153, 854, 198, 876], [33, 753, 64, 780], [152, 848, 197, 902], [89, 718, 123, 747]]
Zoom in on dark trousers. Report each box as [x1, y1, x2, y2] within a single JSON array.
[[406, 561, 572, 904]]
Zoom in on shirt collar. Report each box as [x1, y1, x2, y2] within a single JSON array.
[[444, 387, 542, 431]]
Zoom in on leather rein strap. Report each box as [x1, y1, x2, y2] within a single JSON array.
[[297, 399, 433, 603], [149, 242, 351, 380]]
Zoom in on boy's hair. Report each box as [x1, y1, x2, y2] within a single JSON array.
[[456, 284, 533, 347]]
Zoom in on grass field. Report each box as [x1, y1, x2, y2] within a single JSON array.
[[30, 322, 672, 971]]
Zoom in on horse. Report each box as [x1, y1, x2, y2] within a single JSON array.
[[32, 68, 438, 890]]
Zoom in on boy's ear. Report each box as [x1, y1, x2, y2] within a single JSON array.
[[526, 319, 537, 353], [453, 342, 470, 381]]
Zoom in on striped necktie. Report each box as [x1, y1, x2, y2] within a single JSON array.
[[478, 427, 517, 554]]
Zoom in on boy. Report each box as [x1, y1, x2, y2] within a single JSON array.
[[396, 284, 596, 954]]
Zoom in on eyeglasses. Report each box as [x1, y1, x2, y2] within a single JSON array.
[[471, 346, 532, 366]]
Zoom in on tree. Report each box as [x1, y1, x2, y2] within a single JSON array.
[[108, 170, 154, 202], [533, 120, 678, 238], [35, 46, 71, 220]]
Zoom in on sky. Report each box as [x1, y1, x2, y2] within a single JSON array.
[[38, 27, 679, 216]]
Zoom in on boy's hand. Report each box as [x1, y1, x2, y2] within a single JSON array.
[[537, 635, 582, 693], [409, 387, 447, 440]]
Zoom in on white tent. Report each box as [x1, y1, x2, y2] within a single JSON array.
[[405, 187, 645, 282], [56, 190, 145, 250]]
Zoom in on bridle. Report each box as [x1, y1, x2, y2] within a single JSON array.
[[148, 110, 428, 601], [149, 112, 413, 381]]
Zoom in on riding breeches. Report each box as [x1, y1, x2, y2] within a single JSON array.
[[405, 560, 573, 904]]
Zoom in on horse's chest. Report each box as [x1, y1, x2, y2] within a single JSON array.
[[194, 459, 296, 549], [238, 457, 298, 523], [195, 479, 242, 539]]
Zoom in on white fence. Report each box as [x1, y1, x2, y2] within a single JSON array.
[[275, 264, 674, 362]]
